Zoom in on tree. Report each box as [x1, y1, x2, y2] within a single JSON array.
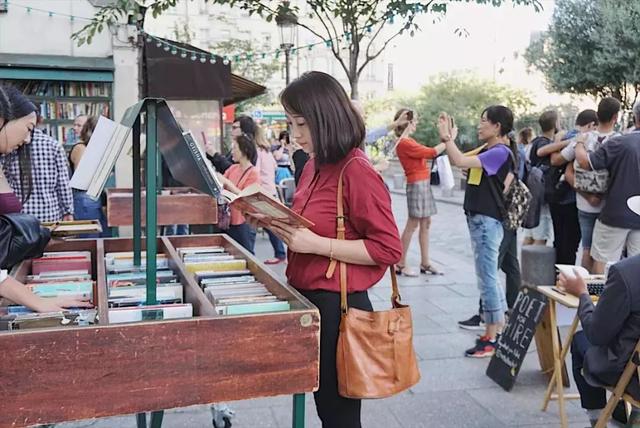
[[524, 0, 640, 109], [73, 0, 542, 100], [404, 73, 534, 150], [209, 38, 281, 110]]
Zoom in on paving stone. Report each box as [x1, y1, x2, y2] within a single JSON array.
[[467, 384, 588, 427], [387, 390, 506, 428]]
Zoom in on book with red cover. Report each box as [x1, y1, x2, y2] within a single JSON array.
[[32, 252, 92, 275], [221, 184, 313, 228]]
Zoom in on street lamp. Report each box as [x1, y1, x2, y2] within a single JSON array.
[[276, 3, 297, 85]]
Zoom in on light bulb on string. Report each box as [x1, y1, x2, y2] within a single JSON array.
[[146, 35, 152, 42], [26, 7, 31, 13], [223, 57, 230, 65], [180, 51, 187, 58], [190, 54, 197, 61], [209, 57, 216, 64], [156, 41, 162, 48], [171, 48, 177, 55], [163, 45, 170, 51], [200, 55, 207, 63], [48, 11, 53, 17]]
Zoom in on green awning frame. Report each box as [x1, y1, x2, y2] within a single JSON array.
[[0, 54, 114, 82]]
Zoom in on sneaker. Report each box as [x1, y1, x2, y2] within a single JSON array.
[[458, 314, 485, 331], [465, 336, 496, 358]]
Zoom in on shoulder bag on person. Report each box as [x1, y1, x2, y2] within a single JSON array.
[[327, 158, 420, 399], [0, 213, 51, 269], [488, 146, 532, 231], [573, 134, 617, 194]]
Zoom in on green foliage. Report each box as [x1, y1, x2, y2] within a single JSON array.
[[403, 73, 534, 150], [210, 38, 281, 110], [524, 0, 640, 108], [74, 0, 542, 99]]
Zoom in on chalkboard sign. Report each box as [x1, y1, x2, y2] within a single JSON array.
[[486, 286, 548, 391]]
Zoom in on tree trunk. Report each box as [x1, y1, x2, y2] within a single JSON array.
[[348, 48, 360, 100], [349, 75, 359, 100]]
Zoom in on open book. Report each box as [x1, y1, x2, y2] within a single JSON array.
[[221, 184, 314, 228]]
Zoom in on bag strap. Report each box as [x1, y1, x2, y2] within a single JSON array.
[[486, 145, 517, 219], [324, 156, 400, 314]]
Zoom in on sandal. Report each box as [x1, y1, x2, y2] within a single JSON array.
[[421, 264, 444, 275], [395, 265, 419, 277]]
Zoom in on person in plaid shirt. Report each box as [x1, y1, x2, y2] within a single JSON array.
[[0, 88, 73, 222]]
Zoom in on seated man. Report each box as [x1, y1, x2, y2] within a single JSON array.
[[560, 199, 640, 426]]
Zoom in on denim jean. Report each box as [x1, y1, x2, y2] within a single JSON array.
[[226, 223, 254, 254], [265, 228, 286, 259], [467, 214, 507, 325], [73, 190, 110, 238]]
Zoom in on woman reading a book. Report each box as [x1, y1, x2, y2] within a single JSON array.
[[262, 71, 402, 428], [216, 135, 260, 253]]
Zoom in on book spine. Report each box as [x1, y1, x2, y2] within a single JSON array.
[[183, 134, 221, 197]]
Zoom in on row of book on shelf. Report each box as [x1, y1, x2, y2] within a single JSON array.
[[38, 101, 110, 121], [7, 80, 111, 97], [0, 245, 291, 331]]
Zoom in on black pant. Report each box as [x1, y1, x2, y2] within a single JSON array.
[[549, 202, 581, 265], [571, 331, 607, 409], [571, 332, 639, 416], [478, 226, 522, 314], [299, 289, 373, 428]]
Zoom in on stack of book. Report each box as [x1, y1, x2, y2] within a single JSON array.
[[0, 251, 98, 330], [104, 251, 192, 324], [178, 246, 291, 315]]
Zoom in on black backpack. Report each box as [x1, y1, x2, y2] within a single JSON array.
[[529, 136, 571, 204]]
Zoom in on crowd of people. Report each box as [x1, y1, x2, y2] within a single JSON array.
[[2, 71, 640, 427]]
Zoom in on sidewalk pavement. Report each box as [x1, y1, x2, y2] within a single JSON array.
[[389, 183, 465, 207], [59, 194, 589, 428]]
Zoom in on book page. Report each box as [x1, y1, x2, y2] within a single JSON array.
[[70, 116, 116, 190]]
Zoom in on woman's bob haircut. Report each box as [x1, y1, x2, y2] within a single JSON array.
[[280, 71, 366, 165]]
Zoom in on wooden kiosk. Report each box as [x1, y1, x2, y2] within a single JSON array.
[[0, 99, 320, 428]]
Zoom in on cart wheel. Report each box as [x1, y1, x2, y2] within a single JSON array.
[[212, 417, 232, 428]]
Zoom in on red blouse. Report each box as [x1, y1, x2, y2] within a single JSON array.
[[0, 192, 22, 215], [286, 149, 402, 293]]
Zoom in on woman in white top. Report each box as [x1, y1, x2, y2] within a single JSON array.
[[254, 125, 287, 264]]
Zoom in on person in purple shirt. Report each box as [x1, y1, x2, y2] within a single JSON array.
[[439, 106, 517, 358]]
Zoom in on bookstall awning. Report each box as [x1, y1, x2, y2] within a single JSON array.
[[144, 38, 266, 104], [144, 38, 232, 100], [225, 74, 267, 106], [0, 54, 114, 82]]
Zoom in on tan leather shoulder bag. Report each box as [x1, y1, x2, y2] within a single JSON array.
[[326, 157, 421, 399]]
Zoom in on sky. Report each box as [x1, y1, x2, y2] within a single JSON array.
[[384, 0, 563, 105]]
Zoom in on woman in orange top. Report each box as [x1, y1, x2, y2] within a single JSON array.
[[217, 135, 260, 253], [394, 109, 446, 276]]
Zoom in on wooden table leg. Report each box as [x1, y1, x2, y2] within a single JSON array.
[[550, 301, 568, 428], [292, 393, 305, 428], [542, 313, 580, 412]]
